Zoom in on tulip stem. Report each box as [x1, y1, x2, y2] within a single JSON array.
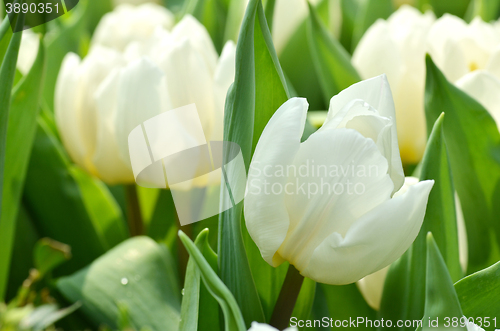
[[125, 184, 144, 236], [269, 264, 304, 330]]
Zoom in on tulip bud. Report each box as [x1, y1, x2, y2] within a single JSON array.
[[245, 75, 434, 285]]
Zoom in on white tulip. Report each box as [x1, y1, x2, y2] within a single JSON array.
[[112, 0, 161, 6], [92, 4, 174, 51], [244, 75, 434, 285], [248, 322, 298, 331], [465, 318, 486, 331], [353, 6, 500, 164], [55, 6, 236, 184], [17, 29, 39, 75]]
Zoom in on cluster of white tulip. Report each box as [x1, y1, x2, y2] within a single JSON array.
[[55, 3, 235, 184], [353, 5, 500, 164], [49, 0, 498, 317]]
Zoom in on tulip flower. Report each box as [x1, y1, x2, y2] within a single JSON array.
[[112, 0, 161, 7], [248, 322, 297, 331], [353, 6, 500, 164], [244, 75, 434, 285], [55, 4, 236, 184]]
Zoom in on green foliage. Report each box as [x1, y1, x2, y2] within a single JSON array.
[[424, 54, 500, 273], [380, 114, 462, 329], [57, 237, 181, 331], [455, 261, 500, 329], [306, 1, 361, 105], [179, 230, 246, 331], [0, 30, 42, 301], [420, 233, 465, 330]]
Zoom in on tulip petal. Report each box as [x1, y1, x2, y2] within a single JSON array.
[[321, 75, 404, 192], [245, 98, 308, 267], [171, 15, 218, 76], [159, 38, 216, 143], [456, 70, 500, 128], [212, 41, 236, 141], [115, 57, 170, 166], [55, 53, 87, 169], [277, 128, 394, 271], [301, 179, 433, 285], [93, 70, 135, 184]]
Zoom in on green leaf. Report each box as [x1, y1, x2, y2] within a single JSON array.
[[0, 18, 13, 62], [421, 233, 465, 330], [0, 26, 22, 301], [306, 1, 361, 105], [455, 260, 500, 329], [338, 0, 362, 53], [179, 228, 219, 331], [321, 283, 376, 328], [23, 117, 126, 276], [424, 54, 500, 273], [182, 0, 228, 53], [351, 0, 393, 52], [380, 114, 462, 328], [465, 0, 500, 22], [6, 205, 39, 301], [179, 230, 246, 331], [34, 238, 71, 277], [57, 237, 181, 331], [220, 0, 296, 325]]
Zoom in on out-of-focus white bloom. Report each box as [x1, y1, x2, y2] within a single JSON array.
[[55, 4, 236, 184], [245, 75, 433, 285], [112, 0, 161, 6], [356, 265, 389, 310], [229, 0, 340, 54], [92, 4, 175, 51], [353, 5, 500, 164], [357, 191, 469, 310], [17, 29, 39, 75], [248, 322, 297, 331]]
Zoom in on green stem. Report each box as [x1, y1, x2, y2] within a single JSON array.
[[269, 264, 304, 330], [125, 185, 143, 236]]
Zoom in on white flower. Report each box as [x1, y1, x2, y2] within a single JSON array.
[[248, 322, 297, 331], [353, 6, 500, 164], [17, 29, 40, 75], [55, 5, 235, 184], [244, 75, 434, 285], [92, 4, 175, 51], [112, 0, 161, 6]]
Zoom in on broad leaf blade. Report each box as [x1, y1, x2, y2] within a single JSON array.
[[306, 1, 360, 105], [0, 26, 22, 301], [421, 233, 465, 330], [219, 0, 273, 325], [57, 237, 181, 331], [455, 261, 500, 330], [424, 54, 500, 273]]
